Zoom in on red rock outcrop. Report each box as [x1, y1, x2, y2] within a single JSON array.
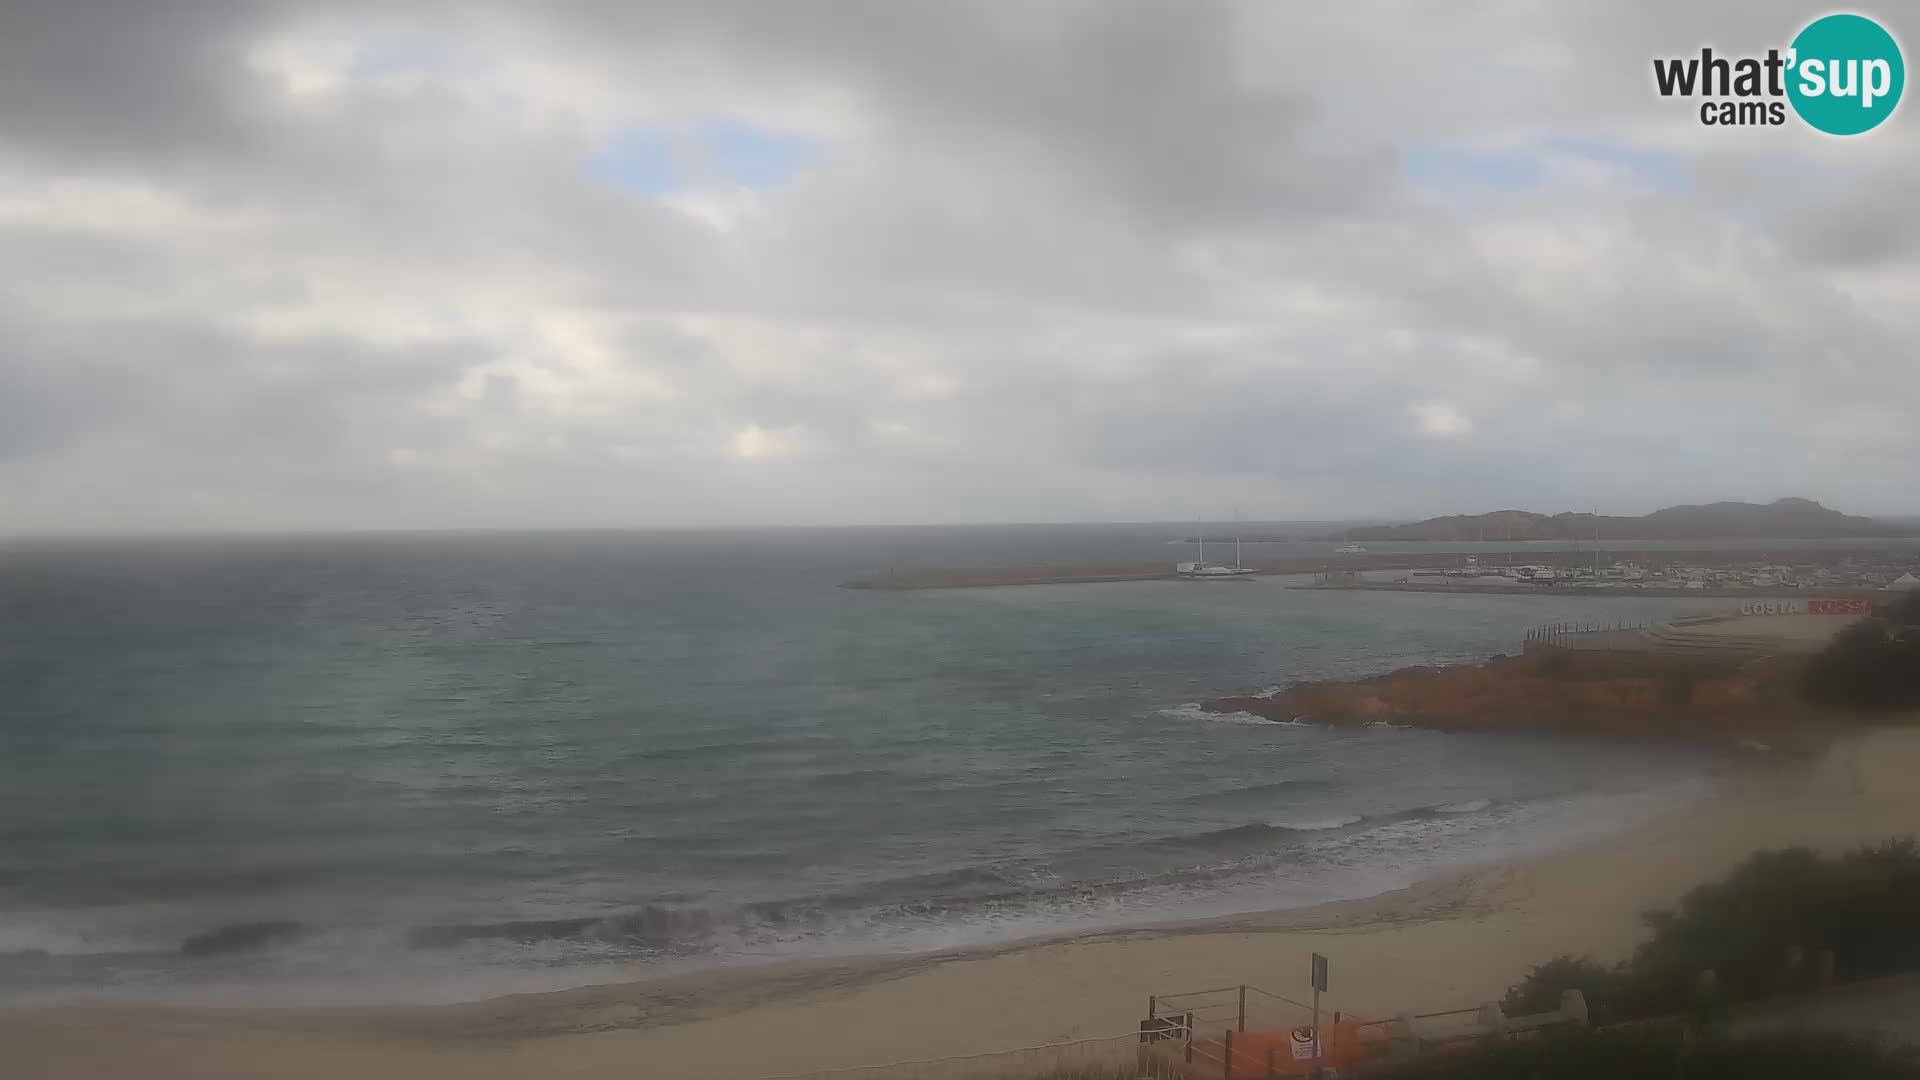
[[1211, 648, 1820, 741]]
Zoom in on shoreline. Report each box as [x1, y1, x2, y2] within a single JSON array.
[[1290, 580, 1875, 599], [842, 546, 1908, 590], [8, 725, 1918, 1079]]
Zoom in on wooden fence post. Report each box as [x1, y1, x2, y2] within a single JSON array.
[[1238, 985, 1247, 1032], [1223, 1029, 1234, 1080]]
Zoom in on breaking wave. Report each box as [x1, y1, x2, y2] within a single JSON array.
[[98, 795, 1511, 968], [1269, 815, 1364, 832], [1158, 702, 1303, 726]]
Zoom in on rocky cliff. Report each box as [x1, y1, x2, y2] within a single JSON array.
[[1211, 649, 1824, 742]]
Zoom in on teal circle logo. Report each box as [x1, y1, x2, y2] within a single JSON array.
[[1786, 13, 1905, 135]]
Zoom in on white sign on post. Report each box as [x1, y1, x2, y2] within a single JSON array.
[[1309, 951, 1329, 1062]]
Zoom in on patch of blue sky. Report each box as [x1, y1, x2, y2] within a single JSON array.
[[1540, 135, 1689, 194], [590, 129, 680, 196], [1400, 142, 1546, 194], [589, 120, 821, 196], [1401, 135, 1690, 196]]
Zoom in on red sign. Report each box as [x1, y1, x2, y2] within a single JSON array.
[[1809, 598, 1871, 615]]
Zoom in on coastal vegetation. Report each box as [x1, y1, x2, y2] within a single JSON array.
[[1803, 592, 1920, 710], [1502, 840, 1920, 1026]]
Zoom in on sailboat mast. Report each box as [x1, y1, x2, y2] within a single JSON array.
[[1232, 506, 1241, 570], [1594, 509, 1601, 578]]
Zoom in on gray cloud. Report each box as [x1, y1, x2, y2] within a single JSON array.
[[0, 0, 1915, 533], [0, 1, 284, 168]]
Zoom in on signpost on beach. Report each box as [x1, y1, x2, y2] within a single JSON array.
[[1310, 953, 1329, 1063]]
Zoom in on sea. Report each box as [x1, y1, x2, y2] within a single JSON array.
[[0, 524, 1752, 1006]]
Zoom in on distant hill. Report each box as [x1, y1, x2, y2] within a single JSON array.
[[1336, 498, 1909, 542]]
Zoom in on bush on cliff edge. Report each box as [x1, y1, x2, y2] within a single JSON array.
[[1803, 592, 1920, 710], [1501, 840, 1920, 1026]]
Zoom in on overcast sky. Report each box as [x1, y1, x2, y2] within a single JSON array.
[[1, 1, 1915, 533]]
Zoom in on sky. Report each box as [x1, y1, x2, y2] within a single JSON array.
[[1, 1, 1916, 534]]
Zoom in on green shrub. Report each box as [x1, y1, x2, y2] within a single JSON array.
[[1499, 840, 1920, 1035], [1500, 956, 1676, 1027], [1875, 591, 1920, 625], [1803, 610, 1920, 710], [1633, 840, 1920, 999]]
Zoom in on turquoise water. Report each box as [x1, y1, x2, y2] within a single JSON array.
[[0, 527, 1729, 1004]]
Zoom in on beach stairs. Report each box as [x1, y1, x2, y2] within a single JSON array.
[[1141, 985, 1589, 1078]]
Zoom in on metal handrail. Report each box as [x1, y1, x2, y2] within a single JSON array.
[[1155, 985, 1244, 1002], [1411, 1006, 1484, 1021], [1244, 984, 1315, 1012], [1154, 982, 1319, 1016]]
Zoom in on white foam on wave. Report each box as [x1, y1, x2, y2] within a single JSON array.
[[0, 922, 145, 958], [1158, 703, 1301, 726], [15, 777, 1723, 1010], [1270, 814, 1363, 832], [594, 784, 1722, 1005]]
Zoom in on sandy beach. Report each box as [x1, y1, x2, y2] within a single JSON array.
[[7, 725, 1918, 1080]]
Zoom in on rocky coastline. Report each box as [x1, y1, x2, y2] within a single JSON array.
[[1209, 648, 1829, 744]]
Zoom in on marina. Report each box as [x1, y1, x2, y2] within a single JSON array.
[[844, 545, 1920, 593]]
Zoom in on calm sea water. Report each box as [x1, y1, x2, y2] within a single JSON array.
[[0, 526, 1734, 1005]]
